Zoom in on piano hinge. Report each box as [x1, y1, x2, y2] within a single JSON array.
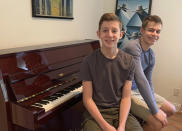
[[17, 83, 62, 103]]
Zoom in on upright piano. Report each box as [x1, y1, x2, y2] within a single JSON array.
[[0, 39, 100, 131]]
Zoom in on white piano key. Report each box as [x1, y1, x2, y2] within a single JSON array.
[[32, 86, 82, 112]]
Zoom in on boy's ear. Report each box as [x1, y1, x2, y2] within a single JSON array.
[[97, 30, 100, 38], [140, 27, 144, 35], [120, 31, 124, 39]]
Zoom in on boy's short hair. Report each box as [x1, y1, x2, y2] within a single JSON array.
[[98, 13, 122, 30], [142, 15, 163, 29]]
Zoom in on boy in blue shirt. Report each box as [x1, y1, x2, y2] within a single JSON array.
[[123, 15, 176, 131]]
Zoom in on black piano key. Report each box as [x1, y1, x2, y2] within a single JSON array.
[[58, 90, 67, 94], [49, 97, 57, 100], [42, 99, 49, 102], [44, 96, 57, 101], [54, 93, 63, 97], [33, 103, 43, 107], [38, 100, 49, 105], [44, 98, 55, 102], [72, 84, 80, 89], [45, 96, 57, 99], [49, 98, 57, 101], [55, 92, 63, 95], [64, 90, 70, 93], [37, 83, 81, 105], [50, 96, 58, 98], [70, 85, 77, 90], [64, 88, 72, 91]]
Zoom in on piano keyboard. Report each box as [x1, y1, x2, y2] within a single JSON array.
[[31, 84, 82, 112]]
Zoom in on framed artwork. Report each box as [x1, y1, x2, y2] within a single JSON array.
[[32, 0, 73, 19], [115, 0, 152, 48]]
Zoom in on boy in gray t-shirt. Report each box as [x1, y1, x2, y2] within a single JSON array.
[[80, 13, 142, 131]]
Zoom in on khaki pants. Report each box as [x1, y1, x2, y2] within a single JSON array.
[[131, 90, 166, 121], [82, 107, 143, 131]]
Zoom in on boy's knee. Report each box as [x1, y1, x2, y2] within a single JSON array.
[[167, 105, 176, 116], [169, 104, 176, 114], [146, 115, 163, 131], [161, 101, 176, 116]]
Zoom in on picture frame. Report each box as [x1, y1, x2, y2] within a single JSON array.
[[32, 0, 73, 19], [115, 0, 152, 48]]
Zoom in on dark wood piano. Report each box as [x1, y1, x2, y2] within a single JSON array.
[[0, 39, 100, 131]]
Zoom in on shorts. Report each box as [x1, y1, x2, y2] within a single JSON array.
[[82, 107, 143, 131], [131, 89, 166, 121]]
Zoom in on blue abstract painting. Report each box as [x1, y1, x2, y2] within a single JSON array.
[[115, 0, 152, 48]]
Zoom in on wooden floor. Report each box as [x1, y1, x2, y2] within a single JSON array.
[[162, 112, 182, 131]]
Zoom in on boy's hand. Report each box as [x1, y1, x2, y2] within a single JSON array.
[[117, 126, 125, 131], [102, 123, 117, 131], [154, 109, 168, 127]]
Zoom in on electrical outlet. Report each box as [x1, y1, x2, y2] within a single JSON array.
[[173, 88, 180, 96]]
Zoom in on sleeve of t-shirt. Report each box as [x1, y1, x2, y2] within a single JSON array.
[[127, 58, 135, 81], [80, 57, 92, 81], [122, 41, 159, 114]]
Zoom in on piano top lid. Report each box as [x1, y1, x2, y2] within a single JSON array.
[[0, 39, 100, 81], [0, 39, 99, 56], [0, 39, 100, 80]]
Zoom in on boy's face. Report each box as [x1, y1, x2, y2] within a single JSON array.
[[140, 21, 162, 47], [97, 21, 123, 49]]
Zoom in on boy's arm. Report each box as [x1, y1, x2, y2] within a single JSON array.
[[144, 67, 154, 94], [82, 81, 116, 131], [122, 42, 158, 114], [134, 55, 167, 126], [123, 42, 167, 126], [145, 65, 168, 127], [117, 80, 132, 131], [144, 51, 155, 94], [134, 58, 158, 113]]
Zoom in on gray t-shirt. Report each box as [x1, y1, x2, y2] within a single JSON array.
[[80, 49, 135, 108]]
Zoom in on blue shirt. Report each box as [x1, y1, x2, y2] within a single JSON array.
[[132, 47, 155, 94]]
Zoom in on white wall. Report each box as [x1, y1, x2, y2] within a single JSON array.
[[0, 0, 103, 49], [151, 0, 182, 104], [102, 0, 116, 13]]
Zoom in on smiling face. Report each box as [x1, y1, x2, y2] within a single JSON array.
[[97, 21, 123, 49], [140, 21, 162, 48]]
